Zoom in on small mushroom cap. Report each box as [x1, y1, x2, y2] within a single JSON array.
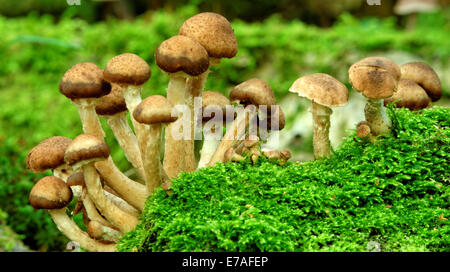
[[64, 134, 110, 166], [356, 121, 371, 138], [400, 62, 442, 101], [384, 79, 431, 110], [59, 62, 111, 99], [66, 171, 85, 187], [103, 53, 151, 86], [202, 91, 232, 121], [394, 0, 439, 15], [348, 57, 401, 99], [289, 73, 349, 107], [95, 84, 127, 116], [26, 136, 73, 172], [29, 176, 73, 210], [133, 95, 178, 124], [179, 12, 238, 59], [229, 78, 277, 110], [155, 35, 209, 76]]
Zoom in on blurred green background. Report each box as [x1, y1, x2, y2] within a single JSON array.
[[0, 0, 449, 251]]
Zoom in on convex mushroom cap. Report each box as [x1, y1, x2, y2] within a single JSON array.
[[400, 62, 442, 101], [103, 53, 151, 86], [133, 95, 177, 124], [289, 73, 349, 107], [179, 12, 238, 59], [155, 35, 210, 76], [202, 91, 232, 121], [64, 134, 110, 169], [384, 78, 431, 110], [95, 84, 128, 116], [229, 78, 277, 110], [59, 62, 111, 99], [348, 57, 401, 99], [26, 136, 73, 172], [29, 176, 73, 210]]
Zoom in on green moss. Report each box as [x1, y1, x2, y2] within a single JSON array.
[[117, 106, 449, 252]]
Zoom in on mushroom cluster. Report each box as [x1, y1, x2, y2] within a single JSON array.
[[26, 12, 442, 251], [26, 12, 289, 252]]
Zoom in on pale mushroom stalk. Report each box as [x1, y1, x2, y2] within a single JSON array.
[[73, 99, 105, 138], [364, 98, 391, 136], [198, 128, 220, 168], [88, 220, 123, 243], [311, 101, 333, 159], [80, 188, 121, 229], [104, 189, 140, 217], [144, 124, 162, 193]]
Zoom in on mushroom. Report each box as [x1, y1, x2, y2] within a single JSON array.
[[197, 91, 232, 168], [348, 57, 401, 136], [394, 0, 439, 30], [26, 136, 73, 181], [29, 176, 116, 252], [95, 84, 145, 179], [208, 78, 277, 166], [384, 79, 431, 110], [103, 53, 151, 164], [155, 35, 209, 178], [289, 73, 349, 159], [87, 220, 122, 243], [179, 12, 238, 171], [60, 62, 147, 211], [399, 62, 442, 102], [64, 133, 139, 232], [224, 148, 244, 163], [355, 121, 376, 142], [133, 95, 178, 194]]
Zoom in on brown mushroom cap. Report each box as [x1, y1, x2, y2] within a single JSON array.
[[202, 91, 231, 121], [348, 57, 401, 99], [400, 62, 442, 101], [155, 35, 210, 76], [59, 62, 111, 99], [64, 134, 110, 167], [67, 172, 85, 187], [103, 53, 151, 86], [26, 136, 73, 172], [356, 121, 371, 138], [229, 78, 277, 110], [384, 79, 431, 110], [133, 95, 178, 125], [29, 176, 73, 210], [289, 73, 349, 107], [179, 12, 238, 59], [95, 84, 127, 116]]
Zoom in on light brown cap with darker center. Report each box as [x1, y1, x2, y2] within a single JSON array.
[[95, 84, 127, 116], [29, 176, 73, 210], [155, 35, 210, 76], [179, 12, 238, 59], [133, 95, 178, 124], [229, 78, 277, 110], [59, 62, 111, 99], [104, 53, 151, 86], [348, 57, 401, 99], [26, 136, 73, 172], [384, 78, 431, 110], [400, 62, 442, 101], [289, 73, 349, 107], [64, 134, 110, 166], [202, 91, 232, 121]]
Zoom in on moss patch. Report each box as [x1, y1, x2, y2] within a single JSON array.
[[118, 106, 449, 252]]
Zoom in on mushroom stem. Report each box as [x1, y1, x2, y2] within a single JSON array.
[[198, 131, 220, 168], [83, 163, 139, 233], [365, 98, 391, 136], [79, 188, 118, 229], [104, 189, 140, 217], [48, 209, 116, 252], [164, 75, 187, 178], [143, 124, 162, 194], [311, 101, 332, 159], [88, 220, 123, 243], [73, 99, 105, 138], [104, 112, 145, 179], [53, 164, 73, 182], [208, 106, 258, 166]]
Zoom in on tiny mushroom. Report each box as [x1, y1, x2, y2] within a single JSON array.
[[289, 73, 349, 159], [348, 57, 401, 136], [133, 95, 178, 194], [29, 176, 116, 252], [64, 133, 139, 233], [87, 220, 122, 243], [400, 62, 442, 102], [384, 78, 431, 110], [155, 35, 209, 178]]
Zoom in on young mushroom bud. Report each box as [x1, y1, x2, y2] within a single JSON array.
[[88, 220, 122, 243], [155, 35, 209, 178], [133, 95, 178, 194], [64, 134, 139, 233], [348, 57, 401, 136], [29, 176, 116, 252], [356, 121, 376, 143], [399, 62, 442, 102], [262, 149, 281, 162], [384, 79, 431, 110], [289, 73, 349, 159], [224, 148, 244, 163]]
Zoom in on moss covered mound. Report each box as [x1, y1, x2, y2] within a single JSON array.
[[118, 107, 449, 252]]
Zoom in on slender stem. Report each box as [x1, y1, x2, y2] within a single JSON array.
[[80, 188, 118, 230], [365, 98, 391, 136], [311, 101, 332, 159], [143, 124, 162, 194], [198, 124, 221, 169], [49, 209, 116, 252], [83, 163, 139, 233], [73, 99, 105, 138], [105, 113, 145, 179]]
